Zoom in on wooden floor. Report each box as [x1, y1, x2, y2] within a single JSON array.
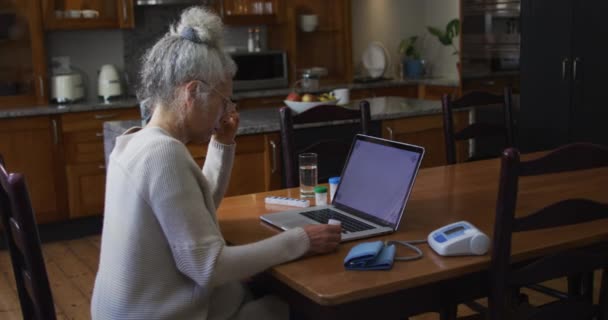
[[0, 235, 603, 320]]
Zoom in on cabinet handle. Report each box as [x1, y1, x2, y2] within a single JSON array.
[[52, 119, 59, 145], [562, 58, 570, 80], [386, 127, 394, 140], [99, 164, 106, 170], [573, 57, 581, 81], [94, 113, 118, 120], [96, 132, 104, 138], [482, 80, 496, 86], [38, 75, 44, 97], [270, 140, 277, 174], [122, 0, 128, 23]]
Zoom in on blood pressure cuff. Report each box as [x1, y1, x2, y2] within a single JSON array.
[[343, 241, 396, 270]]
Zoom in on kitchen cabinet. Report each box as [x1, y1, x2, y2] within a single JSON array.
[[520, 0, 608, 151], [0, 116, 66, 223], [0, 0, 48, 107], [268, 0, 352, 84], [381, 112, 469, 168], [418, 85, 461, 101], [462, 75, 519, 95], [188, 133, 282, 196], [41, 0, 134, 30], [61, 108, 139, 218], [218, 0, 281, 25]]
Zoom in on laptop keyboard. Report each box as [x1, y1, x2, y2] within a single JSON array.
[[300, 209, 375, 233]]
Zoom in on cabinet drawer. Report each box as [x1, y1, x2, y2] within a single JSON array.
[[61, 108, 140, 132], [462, 76, 519, 95], [66, 162, 107, 218], [64, 130, 105, 164], [421, 85, 460, 100]]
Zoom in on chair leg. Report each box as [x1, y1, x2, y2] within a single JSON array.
[[600, 268, 608, 320], [568, 272, 594, 302], [439, 303, 458, 320]]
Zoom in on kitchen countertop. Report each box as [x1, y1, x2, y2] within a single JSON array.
[[231, 77, 459, 100], [103, 96, 443, 164], [0, 77, 458, 120], [0, 98, 139, 119]]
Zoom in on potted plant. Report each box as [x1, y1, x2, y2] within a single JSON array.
[[399, 36, 425, 79], [427, 18, 461, 76]]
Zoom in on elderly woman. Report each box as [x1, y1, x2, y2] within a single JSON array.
[[91, 7, 341, 320]]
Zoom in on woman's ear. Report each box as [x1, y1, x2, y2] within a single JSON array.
[[183, 81, 200, 109]]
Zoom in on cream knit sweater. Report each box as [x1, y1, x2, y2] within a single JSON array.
[[92, 127, 310, 319]]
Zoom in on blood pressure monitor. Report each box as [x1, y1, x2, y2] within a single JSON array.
[[428, 221, 490, 256]]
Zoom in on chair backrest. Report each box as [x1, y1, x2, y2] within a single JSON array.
[[442, 87, 516, 164], [490, 143, 608, 320], [0, 160, 56, 320], [279, 101, 371, 188]]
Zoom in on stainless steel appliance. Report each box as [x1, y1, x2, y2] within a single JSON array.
[[231, 51, 288, 91], [462, 0, 521, 76]]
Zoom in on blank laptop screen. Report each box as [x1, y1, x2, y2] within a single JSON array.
[[333, 138, 422, 227]]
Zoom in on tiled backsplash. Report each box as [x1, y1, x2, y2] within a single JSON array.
[[123, 5, 267, 96]]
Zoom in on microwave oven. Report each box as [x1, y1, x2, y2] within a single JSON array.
[[230, 50, 288, 91]]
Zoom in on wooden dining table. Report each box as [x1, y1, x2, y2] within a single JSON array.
[[216, 153, 608, 319]]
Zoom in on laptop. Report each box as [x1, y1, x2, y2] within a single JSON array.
[[261, 134, 425, 242]]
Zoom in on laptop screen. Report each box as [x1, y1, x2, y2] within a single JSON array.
[[332, 135, 424, 228]]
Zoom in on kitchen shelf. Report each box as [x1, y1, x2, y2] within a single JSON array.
[[222, 13, 278, 25], [44, 18, 118, 30], [298, 27, 341, 33]]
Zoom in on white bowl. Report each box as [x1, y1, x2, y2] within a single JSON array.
[[284, 100, 337, 114]]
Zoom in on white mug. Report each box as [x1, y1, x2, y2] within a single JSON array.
[[332, 88, 350, 105]]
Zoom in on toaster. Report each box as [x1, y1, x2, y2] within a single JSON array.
[[51, 73, 85, 103]]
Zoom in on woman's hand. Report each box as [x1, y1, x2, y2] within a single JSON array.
[[214, 110, 239, 145], [303, 224, 341, 255]]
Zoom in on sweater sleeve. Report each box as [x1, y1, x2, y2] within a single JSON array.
[[210, 227, 310, 287], [141, 138, 309, 290], [202, 137, 235, 209]]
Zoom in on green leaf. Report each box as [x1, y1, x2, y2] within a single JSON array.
[[439, 34, 452, 46], [427, 26, 444, 38], [446, 19, 460, 38]]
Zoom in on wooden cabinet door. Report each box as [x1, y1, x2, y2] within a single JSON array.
[[381, 113, 469, 168], [41, 0, 134, 30], [65, 163, 106, 218], [0, 117, 65, 223], [61, 108, 139, 218], [225, 133, 282, 196], [219, 0, 281, 24], [0, 0, 47, 107]]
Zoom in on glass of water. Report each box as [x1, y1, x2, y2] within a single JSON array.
[[298, 153, 318, 198]]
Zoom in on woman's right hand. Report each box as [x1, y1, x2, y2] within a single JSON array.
[[302, 224, 341, 255]]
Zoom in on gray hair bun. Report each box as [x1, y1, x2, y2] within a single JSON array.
[[170, 6, 224, 47]]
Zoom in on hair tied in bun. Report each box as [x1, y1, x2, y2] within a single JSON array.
[[180, 27, 203, 44]]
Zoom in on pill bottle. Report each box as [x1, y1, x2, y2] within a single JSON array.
[[328, 177, 340, 202], [314, 186, 328, 206]]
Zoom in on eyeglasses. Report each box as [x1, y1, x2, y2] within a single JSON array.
[[212, 86, 237, 114], [196, 80, 237, 114]]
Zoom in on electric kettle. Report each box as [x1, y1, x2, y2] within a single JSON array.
[[98, 64, 122, 101]]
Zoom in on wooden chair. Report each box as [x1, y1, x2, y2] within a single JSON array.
[[0, 159, 56, 320], [279, 101, 371, 188], [444, 143, 608, 320], [442, 87, 516, 165]]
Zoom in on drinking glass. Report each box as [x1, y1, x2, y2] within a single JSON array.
[[298, 153, 317, 198]]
